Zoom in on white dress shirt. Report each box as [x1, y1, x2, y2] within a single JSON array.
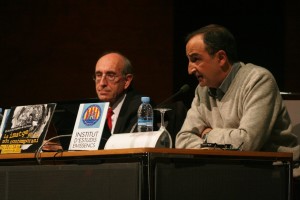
[[110, 94, 126, 134]]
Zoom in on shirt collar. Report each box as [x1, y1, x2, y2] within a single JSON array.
[[110, 93, 126, 133], [208, 62, 241, 100]]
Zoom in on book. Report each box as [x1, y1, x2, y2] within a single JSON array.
[[68, 102, 109, 151], [0, 109, 11, 139], [0, 103, 56, 154]]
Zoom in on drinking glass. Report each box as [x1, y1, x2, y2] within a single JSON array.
[[153, 108, 172, 148]]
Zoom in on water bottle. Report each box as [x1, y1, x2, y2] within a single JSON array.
[[137, 97, 153, 132]]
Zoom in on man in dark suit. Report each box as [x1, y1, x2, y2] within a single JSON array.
[[43, 52, 146, 151], [44, 51, 187, 151], [94, 52, 145, 148]]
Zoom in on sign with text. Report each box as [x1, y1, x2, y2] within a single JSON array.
[[68, 102, 109, 151]]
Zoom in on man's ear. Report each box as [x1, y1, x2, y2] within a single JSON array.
[[124, 74, 133, 89], [217, 50, 227, 64]]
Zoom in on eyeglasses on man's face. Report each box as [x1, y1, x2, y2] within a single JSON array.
[[93, 72, 121, 83]]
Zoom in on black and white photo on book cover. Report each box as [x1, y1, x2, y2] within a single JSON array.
[[0, 103, 56, 154]]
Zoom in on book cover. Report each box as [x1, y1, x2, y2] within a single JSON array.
[[68, 102, 109, 151], [0, 109, 11, 139], [0, 103, 56, 154]]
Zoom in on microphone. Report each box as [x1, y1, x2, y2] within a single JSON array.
[[156, 84, 190, 108], [130, 84, 190, 133]]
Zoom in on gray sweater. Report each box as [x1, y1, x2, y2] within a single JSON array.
[[176, 62, 299, 159]]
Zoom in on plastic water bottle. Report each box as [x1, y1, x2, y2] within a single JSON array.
[[137, 97, 153, 132]]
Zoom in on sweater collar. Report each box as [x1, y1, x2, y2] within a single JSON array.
[[208, 62, 241, 100]]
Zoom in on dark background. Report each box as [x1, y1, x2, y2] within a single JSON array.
[[1, 0, 300, 108]]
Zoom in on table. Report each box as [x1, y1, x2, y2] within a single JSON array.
[[0, 148, 293, 200]]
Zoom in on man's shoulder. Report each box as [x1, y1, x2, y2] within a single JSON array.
[[241, 62, 271, 73], [125, 87, 156, 107], [125, 88, 143, 101], [239, 62, 274, 79], [122, 88, 142, 108]]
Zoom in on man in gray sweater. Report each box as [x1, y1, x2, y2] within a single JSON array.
[[176, 24, 299, 161]]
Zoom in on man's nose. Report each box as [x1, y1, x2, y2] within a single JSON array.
[[99, 75, 108, 85], [188, 63, 196, 75]]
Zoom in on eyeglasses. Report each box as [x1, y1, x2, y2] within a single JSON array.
[[93, 72, 121, 83]]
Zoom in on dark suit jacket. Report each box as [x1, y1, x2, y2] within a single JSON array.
[[114, 88, 143, 133], [98, 87, 144, 149]]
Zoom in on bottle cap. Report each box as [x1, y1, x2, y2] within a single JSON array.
[[141, 97, 150, 103]]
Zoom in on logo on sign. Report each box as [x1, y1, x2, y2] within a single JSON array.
[[82, 105, 101, 126]]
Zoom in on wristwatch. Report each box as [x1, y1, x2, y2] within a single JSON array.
[[202, 131, 210, 143]]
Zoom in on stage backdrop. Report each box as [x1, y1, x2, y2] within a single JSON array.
[[0, 0, 300, 108]]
